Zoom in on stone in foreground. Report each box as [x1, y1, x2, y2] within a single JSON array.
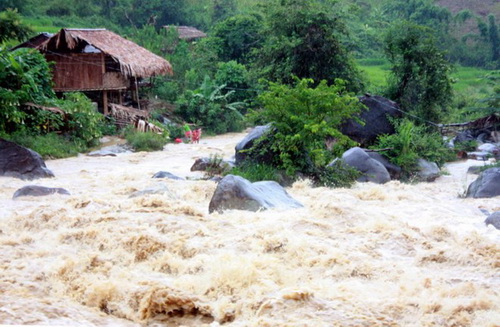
[[466, 168, 500, 198], [485, 212, 500, 230], [0, 139, 54, 180], [152, 171, 184, 180], [416, 159, 441, 182], [340, 147, 390, 184], [13, 185, 70, 199], [209, 175, 303, 213]]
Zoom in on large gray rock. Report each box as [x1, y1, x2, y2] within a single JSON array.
[[208, 175, 303, 213], [190, 157, 233, 175], [485, 212, 500, 230], [152, 171, 184, 180], [129, 183, 175, 198], [340, 147, 390, 184], [88, 144, 132, 157], [13, 185, 70, 199], [0, 139, 54, 180], [466, 168, 500, 198], [235, 125, 273, 164], [366, 151, 401, 180], [340, 95, 402, 146], [416, 159, 441, 182]]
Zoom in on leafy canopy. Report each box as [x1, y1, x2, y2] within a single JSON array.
[[253, 0, 363, 92], [384, 22, 453, 124], [251, 77, 363, 176]]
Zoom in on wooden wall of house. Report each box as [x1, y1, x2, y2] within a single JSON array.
[[46, 53, 103, 91], [45, 53, 128, 91]]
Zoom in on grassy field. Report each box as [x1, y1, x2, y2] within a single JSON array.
[[358, 58, 497, 97]]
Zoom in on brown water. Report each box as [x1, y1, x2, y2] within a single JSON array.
[[1, 132, 499, 327]]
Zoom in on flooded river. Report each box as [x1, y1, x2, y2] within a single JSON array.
[[0, 132, 498, 326]]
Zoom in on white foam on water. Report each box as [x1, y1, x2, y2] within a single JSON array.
[[0, 133, 498, 326]]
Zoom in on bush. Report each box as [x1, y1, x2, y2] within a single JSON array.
[[249, 77, 363, 177], [4, 131, 86, 159], [53, 92, 105, 146], [373, 119, 454, 177], [228, 162, 283, 183], [175, 75, 245, 134], [314, 160, 361, 188], [124, 128, 168, 152]]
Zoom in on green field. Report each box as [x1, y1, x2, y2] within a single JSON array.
[[358, 58, 497, 96]]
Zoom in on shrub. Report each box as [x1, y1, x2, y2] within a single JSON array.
[[373, 119, 454, 177], [228, 162, 283, 183], [53, 92, 105, 146], [124, 128, 168, 152], [175, 75, 245, 134], [4, 131, 86, 159], [314, 160, 361, 188], [249, 77, 363, 177]]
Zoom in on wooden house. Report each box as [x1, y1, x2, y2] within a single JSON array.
[[164, 26, 207, 41], [37, 28, 173, 115]]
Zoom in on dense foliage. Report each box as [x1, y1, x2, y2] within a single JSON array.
[[0, 0, 496, 178], [175, 76, 245, 134], [252, 0, 363, 92], [0, 48, 54, 132], [384, 22, 453, 124], [249, 77, 362, 177], [0, 9, 31, 43], [0, 48, 106, 157], [372, 119, 455, 177]]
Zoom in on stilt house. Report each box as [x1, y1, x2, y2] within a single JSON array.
[[37, 28, 173, 115]]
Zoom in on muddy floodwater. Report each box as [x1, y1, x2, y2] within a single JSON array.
[[0, 132, 499, 326]]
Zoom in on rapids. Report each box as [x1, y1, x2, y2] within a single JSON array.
[[0, 132, 498, 326]]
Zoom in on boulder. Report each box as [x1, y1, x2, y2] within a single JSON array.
[[416, 159, 441, 182], [477, 143, 500, 159], [235, 125, 272, 164], [339, 147, 390, 184], [208, 175, 303, 213], [152, 171, 184, 180], [129, 183, 175, 198], [466, 168, 500, 198], [340, 95, 402, 146], [191, 157, 211, 171], [365, 151, 401, 180], [88, 144, 132, 156], [484, 212, 500, 230], [0, 139, 55, 180], [13, 185, 70, 199], [87, 150, 117, 157], [467, 166, 482, 175], [454, 130, 475, 144], [190, 157, 233, 174]]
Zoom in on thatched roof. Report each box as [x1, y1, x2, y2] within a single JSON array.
[[11, 32, 53, 51], [40, 29, 173, 78], [164, 26, 207, 41]]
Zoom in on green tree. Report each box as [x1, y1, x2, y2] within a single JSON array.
[[214, 60, 254, 104], [0, 0, 30, 13], [253, 0, 363, 92], [0, 48, 54, 132], [250, 77, 363, 176], [384, 22, 453, 124], [488, 15, 499, 63], [211, 14, 263, 64], [175, 75, 244, 134], [384, 0, 451, 31], [0, 9, 31, 43]]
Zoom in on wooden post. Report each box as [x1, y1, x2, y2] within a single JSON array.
[[101, 53, 108, 115], [103, 90, 108, 115]]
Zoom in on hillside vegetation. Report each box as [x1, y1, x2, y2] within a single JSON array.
[[0, 0, 498, 182]]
